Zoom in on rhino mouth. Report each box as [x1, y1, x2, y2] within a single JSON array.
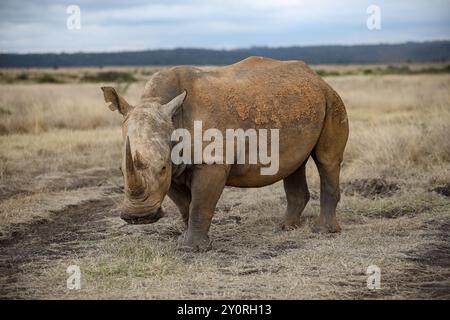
[[121, 208, 164, 224]]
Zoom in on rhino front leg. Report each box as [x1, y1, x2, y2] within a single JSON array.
[[167, 182, 191, 228], [178, 165, 229, 251]]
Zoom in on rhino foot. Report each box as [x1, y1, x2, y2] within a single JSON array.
[[177, 231, 212, 252], [277, 216, 302, 231], [311, 216, 341, 233]]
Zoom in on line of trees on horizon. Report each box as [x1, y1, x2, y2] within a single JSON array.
[[1, 41, 449, 68]]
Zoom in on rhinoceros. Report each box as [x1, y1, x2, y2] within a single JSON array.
[[101, 56, 349, 251]]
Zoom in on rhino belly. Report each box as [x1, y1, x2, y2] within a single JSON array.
[[225, 126, 321, 187]]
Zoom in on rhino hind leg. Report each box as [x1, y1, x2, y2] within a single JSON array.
[[311, 95, 349, 233], [311, 158, 342, 233], [280, 161, 310, 230]]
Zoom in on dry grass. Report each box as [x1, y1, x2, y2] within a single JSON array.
[[1, 128, 121, 177], [331, 75, 450, 184], [0, 84, 145, 134], [0, 70, 449, 299], [0, 66, 163, 85]]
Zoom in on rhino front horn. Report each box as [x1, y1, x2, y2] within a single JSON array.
[[125, 136, 145, 196]]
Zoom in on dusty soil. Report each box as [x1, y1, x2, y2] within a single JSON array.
[[0, 168, 121, 298], [343, 178, 400, 199], [404, 220, 450, 298], [0, 198, 115, 295], [432, 184, 450, 198], [0, 168, 449, 299]]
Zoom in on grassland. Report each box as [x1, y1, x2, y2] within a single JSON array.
[[0, 66, 449, 299]]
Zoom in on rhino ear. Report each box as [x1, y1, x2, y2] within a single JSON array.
[[162, 90, 187, 118], [101, 86, 133, 116]]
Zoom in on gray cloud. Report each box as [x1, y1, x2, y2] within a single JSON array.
[[0, 0, 449, 53]]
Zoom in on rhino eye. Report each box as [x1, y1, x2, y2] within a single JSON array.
[[157, 166, 167, 176]]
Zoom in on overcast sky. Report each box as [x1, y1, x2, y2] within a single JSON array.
[[1, 0, 449, 53]]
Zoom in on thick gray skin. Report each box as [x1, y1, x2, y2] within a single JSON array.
[[102, 56, 349, 251]]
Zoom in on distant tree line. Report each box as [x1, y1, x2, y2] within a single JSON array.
[[1, 41, 449, 68]]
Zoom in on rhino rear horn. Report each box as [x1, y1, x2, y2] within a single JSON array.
[[162, 90, 187, 117]]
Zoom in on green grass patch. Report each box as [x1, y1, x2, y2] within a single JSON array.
[[36, 74, 64, 83], [315, 69, 342, 77], [81, 71, 137, 83]]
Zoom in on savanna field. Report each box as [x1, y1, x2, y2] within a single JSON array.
[[0, 65, 449, 299]]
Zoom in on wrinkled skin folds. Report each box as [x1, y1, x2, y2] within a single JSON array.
[[101, 56, 349, 252]]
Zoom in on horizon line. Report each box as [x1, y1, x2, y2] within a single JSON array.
[[1, 39, 449, 55]]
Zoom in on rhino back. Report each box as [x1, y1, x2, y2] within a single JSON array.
[[142, 56, 330, 132]]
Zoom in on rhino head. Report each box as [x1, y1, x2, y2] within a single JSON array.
[[101, 87, 186, 224]]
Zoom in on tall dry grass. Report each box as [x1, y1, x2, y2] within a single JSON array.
[[326, 75, 450, 184], [0, 83, 143, 134]]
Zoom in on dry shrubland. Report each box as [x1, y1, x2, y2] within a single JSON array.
[[0, 84, 138, 134], [331, 75, 450, 183], [0, 69, 449, 299]]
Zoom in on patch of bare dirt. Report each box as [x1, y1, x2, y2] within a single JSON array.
[[0, 196, 119, 298], [432, 184, 450, 197], [254, 240, 302, 260], [0, 183, 31, 201], [368, 204, 432, 219], [0, 168, 122, 202], [343, 178, 400, 198], [404, 220, 450, 299], [32, 168, 119, 192], [344, 219, 450, 299]]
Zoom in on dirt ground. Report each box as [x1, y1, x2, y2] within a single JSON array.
[[0, 72, 449, 299]]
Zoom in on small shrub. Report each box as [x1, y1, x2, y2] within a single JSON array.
[[16, 73, 29, 81], [81, 71, 137, 83], [315, 69, 341, 77], [36, 74, 62, 84]]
